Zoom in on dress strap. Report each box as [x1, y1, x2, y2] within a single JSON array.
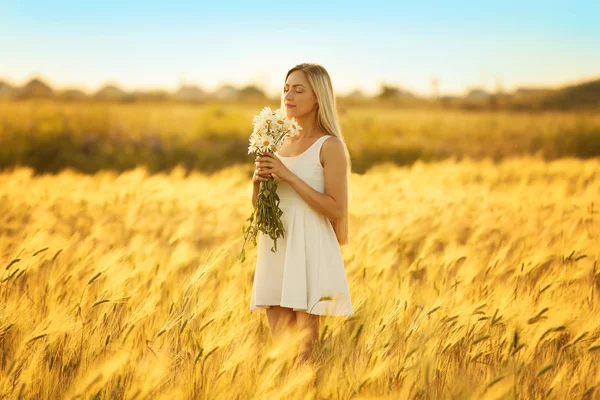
[[312, 135, 333, 166]]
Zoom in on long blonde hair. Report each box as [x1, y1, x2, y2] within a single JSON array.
[[280, 63, 351, 246]]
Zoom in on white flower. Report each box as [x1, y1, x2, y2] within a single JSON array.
[[248, 135, 260, 154], [274, 108, 286, 121], [252, 122, 268, 137], [255, 115, 274, 133], [259, 106, 273, 116], [287, 119, 302, 137], [260, 107, 277, 124], [248, 106, 304, 154], [256, 133, 277, 152], [263, 115, 275, 126], [253, 107, 273, 126], [271, 110, 286, 130]]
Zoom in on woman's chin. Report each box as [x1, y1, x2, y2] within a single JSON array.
[[286, 108, 303, 119]]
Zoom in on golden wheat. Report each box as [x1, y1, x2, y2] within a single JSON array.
[[0, 154, 599, 399]]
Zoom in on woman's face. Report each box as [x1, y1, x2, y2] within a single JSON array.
[[283, 70, 318, 119]]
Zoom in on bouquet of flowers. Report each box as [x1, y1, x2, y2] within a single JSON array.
[[239, 106, 302, 263]]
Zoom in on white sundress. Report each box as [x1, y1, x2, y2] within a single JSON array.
[[249, 135, 354, 316]]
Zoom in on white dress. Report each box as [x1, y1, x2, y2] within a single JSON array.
[[249, 135, 354, 316]]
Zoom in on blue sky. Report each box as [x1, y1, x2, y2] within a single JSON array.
[[1, 0, 599, 96]]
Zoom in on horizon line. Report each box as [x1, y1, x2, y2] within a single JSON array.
[[1, 72, 599, 98]]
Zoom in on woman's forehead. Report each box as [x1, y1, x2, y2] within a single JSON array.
[[285, 70, 308, 85]]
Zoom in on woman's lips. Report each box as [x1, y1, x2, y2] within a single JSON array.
[[286, 104, 296, 108]]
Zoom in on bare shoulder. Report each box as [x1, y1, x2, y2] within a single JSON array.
[[320, 135, 347, 167]]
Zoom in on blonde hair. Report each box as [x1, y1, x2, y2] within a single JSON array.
[[280, 63, 351, 246]]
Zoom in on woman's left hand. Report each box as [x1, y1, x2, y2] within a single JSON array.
[[256, 153, 295, 184]]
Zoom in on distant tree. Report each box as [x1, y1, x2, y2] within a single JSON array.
[[59, 89, 87, 101], [131, 90, 170, 102], [175, 84, 206, 102], [94, 84, 128, 101], [239, 85, 265, 99], [16, 78, 54, 99], [213, 84, 238, 100], [347, 89, 366, 98], [378, 84, 401, 100], [0, 80, 15, 99], [377, 83, 416, 101], [541, 78, 600, 110]]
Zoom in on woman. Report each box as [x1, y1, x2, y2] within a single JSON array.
[[249, 63, 354, 363]]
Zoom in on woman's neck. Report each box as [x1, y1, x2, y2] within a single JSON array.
[[294, 110, 321, 139]]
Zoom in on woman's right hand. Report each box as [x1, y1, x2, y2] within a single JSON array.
[[253, 158, 270, 184]]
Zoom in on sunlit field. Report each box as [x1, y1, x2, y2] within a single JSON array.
[[1, 100, 600, 174], [1, 155, 599, 399]]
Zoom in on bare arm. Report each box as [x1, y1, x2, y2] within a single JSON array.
[[287, 137, 348, 221]]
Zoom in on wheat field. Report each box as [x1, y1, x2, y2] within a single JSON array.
[[1, 154, 599, 399], [2, 100, 600, 174]]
